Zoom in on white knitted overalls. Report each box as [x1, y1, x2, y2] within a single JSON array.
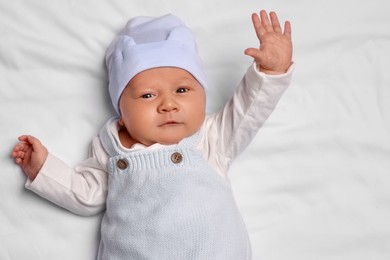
[[97, 121, 252, 259]]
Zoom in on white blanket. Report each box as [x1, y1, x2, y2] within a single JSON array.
[[1, 0, 390, 259]]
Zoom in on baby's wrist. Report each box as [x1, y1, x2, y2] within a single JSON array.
[[258, 64, 290, 75]]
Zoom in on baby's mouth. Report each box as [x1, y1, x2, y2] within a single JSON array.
[[159, 121, 182, 127]]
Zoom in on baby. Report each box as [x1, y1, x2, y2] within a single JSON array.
[[12, 10, 293, 259]]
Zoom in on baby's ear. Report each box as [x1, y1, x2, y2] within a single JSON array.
[[118, 118, 125, 127]]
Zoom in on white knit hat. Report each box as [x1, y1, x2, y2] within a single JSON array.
[[105, 14, 207, 114]]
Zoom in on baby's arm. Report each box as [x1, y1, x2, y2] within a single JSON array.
[[203, 10, 294, 175], [244, 10, 293, 75], [11, 135, 48, 181], [12, 135, 107, 216]]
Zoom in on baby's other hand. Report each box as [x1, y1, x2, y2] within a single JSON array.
[[245, 10, 293, 75], [12, 135, 48, 181]]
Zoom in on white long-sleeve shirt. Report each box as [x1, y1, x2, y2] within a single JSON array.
[[25, 63, 294, 216]]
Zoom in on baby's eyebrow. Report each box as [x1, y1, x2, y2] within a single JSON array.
[[175, 77, 197, 84], [128, 83, 150, 92]]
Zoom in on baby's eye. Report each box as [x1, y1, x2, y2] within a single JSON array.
[[176, 87, 189, 93], [141, 93, 154, 99]]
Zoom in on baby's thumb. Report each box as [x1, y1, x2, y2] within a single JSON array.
[[244, 48, 262, 60]]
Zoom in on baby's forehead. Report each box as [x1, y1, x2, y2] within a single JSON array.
[[126, 67, 201, 87]]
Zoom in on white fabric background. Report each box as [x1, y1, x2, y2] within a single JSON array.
[[1, 0, 390, 259]]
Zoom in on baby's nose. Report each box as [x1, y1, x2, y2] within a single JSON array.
[[158, 97, 179, 113]]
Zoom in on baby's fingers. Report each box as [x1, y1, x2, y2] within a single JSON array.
[[11, 147, 25, 165], [251, 13, 265, 39], [257, 10, 282, 33], [12, 141, 29, 154], [12, 142, 27, 161], [18, 135, 43, 150], [269, 11, 282, 34], [284, 20, 292, 39], [13, 152, 24, 165], [252, 10, 286, 41], [18, 135, 30, 142], [259, 10, 273, 33]]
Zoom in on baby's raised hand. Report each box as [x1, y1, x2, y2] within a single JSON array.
[[245, 10, 293, 75], [12, 135, 48, 181]]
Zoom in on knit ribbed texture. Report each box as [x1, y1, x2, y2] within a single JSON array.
[[97, 118, 251, 259]]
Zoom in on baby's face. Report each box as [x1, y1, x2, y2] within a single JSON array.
[[119, 67, 206, 146]]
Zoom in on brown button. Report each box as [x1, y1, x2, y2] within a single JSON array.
[[117, 159, 128, 170], [171, 152, 183, 164]]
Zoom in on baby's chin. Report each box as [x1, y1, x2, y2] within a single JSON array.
[[156, 137, 185, 146], [140, 128, 200, 147], [154, 134, 193, 146]]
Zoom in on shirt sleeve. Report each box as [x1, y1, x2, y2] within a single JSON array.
[[25, 136, 109, 216], [201, 62, 294, 177]]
